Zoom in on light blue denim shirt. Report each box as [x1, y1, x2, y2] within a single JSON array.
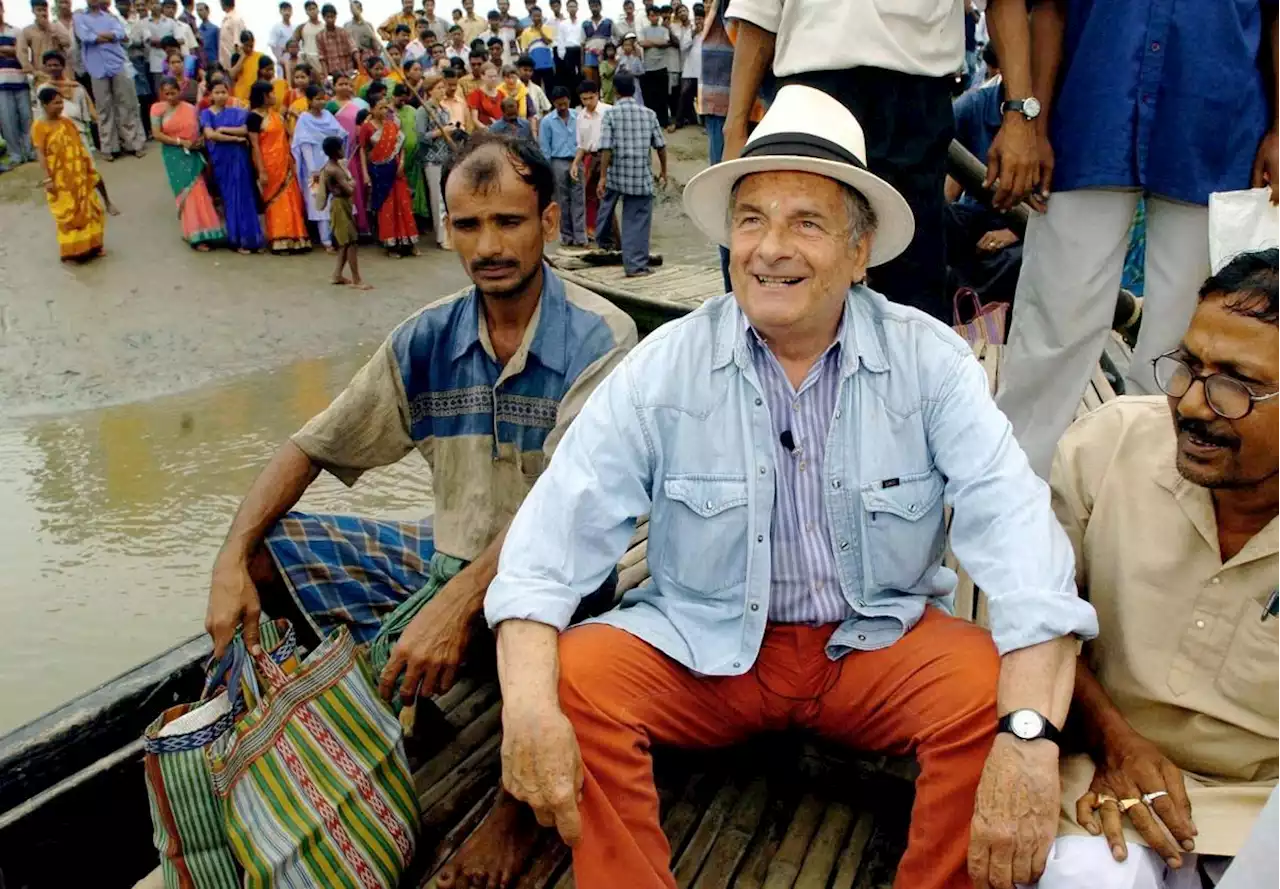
[[485, 286, 1098, 674]]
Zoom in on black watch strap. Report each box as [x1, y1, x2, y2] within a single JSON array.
[[997, 709, 1063, 746]]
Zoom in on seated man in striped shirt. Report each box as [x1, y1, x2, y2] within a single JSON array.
[[204, 133, 637, 888]]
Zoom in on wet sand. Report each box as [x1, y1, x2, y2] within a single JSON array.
[[0, 127, 717, 732]]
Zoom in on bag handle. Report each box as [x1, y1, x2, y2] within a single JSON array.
[[952, 287, 984, 326]]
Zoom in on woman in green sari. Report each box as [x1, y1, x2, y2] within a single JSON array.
[[393, 77, 431, 224], [150, 78, 225, 250]]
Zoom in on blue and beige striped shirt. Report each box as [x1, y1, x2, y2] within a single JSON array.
[[749, 325, 851, 625]]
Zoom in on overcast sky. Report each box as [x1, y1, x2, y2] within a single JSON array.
[[7, 0, 640, 57]]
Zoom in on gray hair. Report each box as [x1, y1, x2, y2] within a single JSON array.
[[727, 176, 878, 245]]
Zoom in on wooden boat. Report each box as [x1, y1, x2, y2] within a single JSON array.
[[0, 245, 1137, 889]]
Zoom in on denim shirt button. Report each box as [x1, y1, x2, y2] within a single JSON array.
[[759, 466, 766, 475], [908, 503, 918, 514], [754, 397, 762, 406], [831, 479, 842, 489], [756, 534, 764, 543], [733, 661, 741, 669], [857, 634, 866, 642], [839, 540, 849, 550], [750, 603, 759, 611]]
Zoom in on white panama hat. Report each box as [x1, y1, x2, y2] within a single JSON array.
[[682, 84, 915, 267]]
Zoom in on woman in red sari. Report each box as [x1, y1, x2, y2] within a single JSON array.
[[358, 92, 419, 257]]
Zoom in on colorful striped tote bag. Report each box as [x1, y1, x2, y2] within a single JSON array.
[[143, 620, 296, 889], [208, 627, 420, 889]]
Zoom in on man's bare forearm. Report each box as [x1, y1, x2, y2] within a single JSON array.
[[724, 19, 772, 134], [997, 636, 1075, 727], [1027, 0, 1066, 126], [496, 619, 561, 712], [987, 0, 1035, 102], [1070, 655, 1138, 756], [656, 145, 667, 178], [219, 440, 320, 560]]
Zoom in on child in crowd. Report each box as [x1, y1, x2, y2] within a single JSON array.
[[316, 134, 371, 289]]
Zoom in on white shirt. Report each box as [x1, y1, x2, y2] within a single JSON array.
[[575, 100, 610, 151], [725, 0, 964, 78], [146, 16, 175, 73], [268, 20, 293, 60], [682, 32, 701, 79], [299, 19, 325, 61], [556, 15, 581, 57]]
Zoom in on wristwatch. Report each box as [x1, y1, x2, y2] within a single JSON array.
[[997, 708, 1062, 745], [1000, 97, 1042, 121]]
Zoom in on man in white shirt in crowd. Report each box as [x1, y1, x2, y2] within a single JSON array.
[[216, 0, 243, 69], [554, 0, 581, 93], [143, 0, 173, 94], [569, 78, 610, 244], [295, 0, 323, 71], [676, 2, 701, 127], [723, 0, 1042, 324], [343, 0, 381, 66], [268, 1, 293, 63]]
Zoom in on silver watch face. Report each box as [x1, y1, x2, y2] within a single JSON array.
[[1010, 709, 1044, 740], [1022, 97, 1042, 119]]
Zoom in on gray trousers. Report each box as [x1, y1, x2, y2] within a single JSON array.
[[595, 189, 652, 274], [90, 69, 146, 155], [0, 87, 33, 166], [550, 157, 587, 246]]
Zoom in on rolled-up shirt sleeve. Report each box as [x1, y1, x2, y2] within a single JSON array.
[[926, 342, 1098, 655], [724, 0, 782, 34], [485, 353, 654, 631]]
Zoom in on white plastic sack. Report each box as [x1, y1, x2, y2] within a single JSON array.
[[1208, 188, 1278, 273]]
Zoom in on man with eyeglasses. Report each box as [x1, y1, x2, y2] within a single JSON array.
[[1040, 247, 1278, 889]]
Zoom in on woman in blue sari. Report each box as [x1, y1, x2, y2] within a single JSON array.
[[291, 84, 347, 251], [199, 80, 265, 253]]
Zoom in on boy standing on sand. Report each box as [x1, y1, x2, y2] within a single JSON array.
[[315, 134, 371, 289]]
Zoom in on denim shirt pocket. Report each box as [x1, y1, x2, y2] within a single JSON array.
[[860, 471, 946, 592], [656, 474, 750, 595]]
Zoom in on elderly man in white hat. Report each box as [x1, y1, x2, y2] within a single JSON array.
[[484, 85, 1097, 889]]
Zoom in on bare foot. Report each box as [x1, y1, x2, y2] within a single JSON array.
[[237, 248, 251, 255], [411, 247, 422, 256], [437, 794, 542, 889], [349, 281, 374, 290], [106, 203, 121, 216], [325, 245, 338, 254], [195, 244, 210, 252], [331, 275, 351, 285]]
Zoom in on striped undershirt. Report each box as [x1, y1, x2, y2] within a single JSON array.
[[748, 325, 852, 625]]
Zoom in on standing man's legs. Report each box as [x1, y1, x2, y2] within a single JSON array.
[[782, 67, 953, 320], [565, 160, 586, 244], [704, 113, 732, 293], [582, 152, 599, 236], [808, 609, 1000, 889], [557, 624, 769, 889], [1123, 197, 1209, 395], [996, 189, 1138, 478], [641, 70, 670, 127], [115, 69, 147, 153], [595, 186, 621, 250], [551, 157, 586, 245], [91, 76, 121, 155], [0, 87, 34, 164], [620, 193, 652, 275]]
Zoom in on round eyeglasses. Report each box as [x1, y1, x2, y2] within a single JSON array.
[[1152, 353, 1279, 420]]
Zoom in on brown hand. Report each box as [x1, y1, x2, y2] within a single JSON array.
[[985, 115, 1040, 211], [206, 554, 263, 657], [1086, 733, 1197, 868], [968, 735, 1059, 889], [1252, 126, 1279, 206], [1027, 127, 1055, 214], [978, 228, 1019, 253], [500, 702, 585, 846], [1076, 772, 1129, 861], [376, 579, 478, 705]]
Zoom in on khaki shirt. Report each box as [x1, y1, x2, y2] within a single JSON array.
[[1050, 397, 1278, 855], [292, 270, 637, 562]]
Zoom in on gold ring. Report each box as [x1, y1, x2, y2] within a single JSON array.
[[1119, 798, 1143, 813]]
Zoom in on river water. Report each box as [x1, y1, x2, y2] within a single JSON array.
[[0, 348, 435, 735]]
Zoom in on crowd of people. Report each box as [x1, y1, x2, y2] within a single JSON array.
[[0, 0, 699, 272]]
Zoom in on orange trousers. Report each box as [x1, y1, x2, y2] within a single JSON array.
[[557, 609, 1000, 889]]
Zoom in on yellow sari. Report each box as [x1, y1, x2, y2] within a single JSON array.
[[232, 51, 266, 103], [31, 116, 105, 260]]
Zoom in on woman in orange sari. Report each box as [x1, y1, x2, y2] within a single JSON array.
[[151, 78, 225, 250], [247, 81, 311, 254], [31, 86, 105, 261], [358, 92, 419, 256]]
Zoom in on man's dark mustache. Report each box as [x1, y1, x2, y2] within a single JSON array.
[[470, 259, 518, 273], [1177, 417, 1238, 449]]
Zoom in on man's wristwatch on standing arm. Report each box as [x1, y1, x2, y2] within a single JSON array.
[[1000, 96, 1042, 121], [998, 708, 1063, 745]]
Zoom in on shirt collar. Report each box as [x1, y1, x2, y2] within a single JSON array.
[[451, 261, 568, 375], [713, 284, 889, 377]]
